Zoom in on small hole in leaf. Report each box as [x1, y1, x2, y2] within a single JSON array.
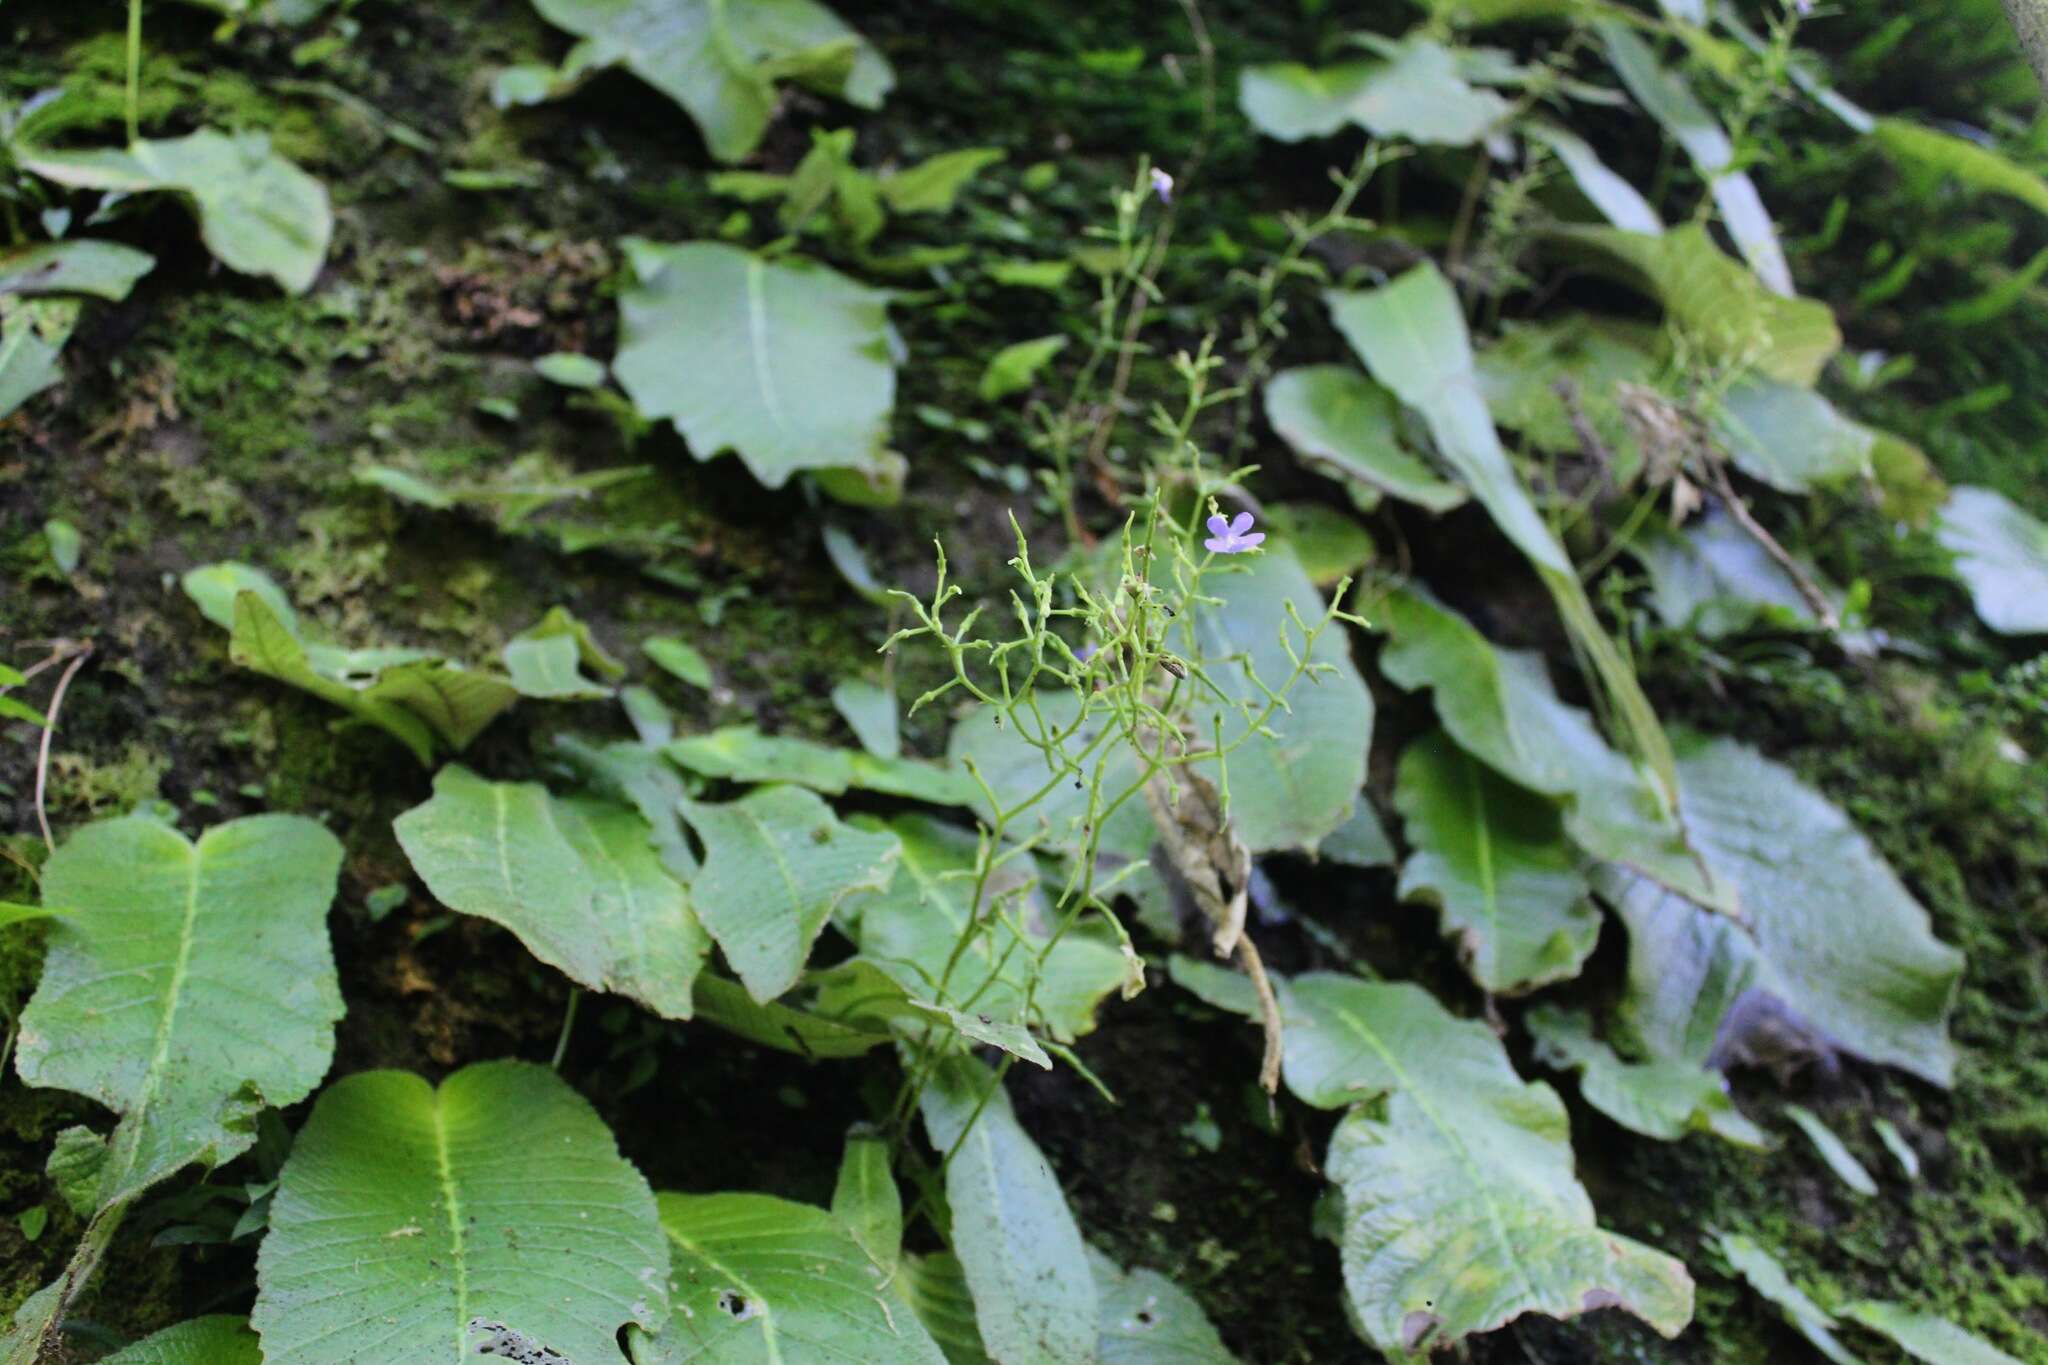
[[717, 1290, 756, 1321]]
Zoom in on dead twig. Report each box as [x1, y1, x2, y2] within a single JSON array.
[[1703, 456, 1840, 631], [32, 640, 94, 851]]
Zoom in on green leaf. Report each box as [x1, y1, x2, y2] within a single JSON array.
[[0, 901, 60, 928], [614, 241, 899, 492], [534, 351, 607, 388], [1593, 21, 1790, 294], [1606, 734, 1964, 1086], [549, 734, 698, 879], [394, 766, 709, 1019], [1377, 588, 1732, 912], [1394, 732, 1600, 995], [252, 1061, 669, 1362], [526, 0, 891, 162], [838, 814, 1129, 1043], [43, 519, 81, 574], [45, 1127, 107, 1218], [881, 147, 1007, 214], [1523, 121, 1662, 233], [1873, 1118, 1921, 1181], [645, 636, 714, 690], [1544, 225, 1840, 386], [1474, 315, 1659, 482], [1784, 1104, 1878, 1197], [16, 815, 343, 1207], [1320, 798, 1396, 868], [1874, 118, 2048, 219], [1838, 1300, 2025, 1365], [1937, 486, 2048, 636], [1240, 39, 1511, 145], [681, 784, 899, 1001], [979, 334, 1068, 401], [921, 1056, 1098, 1365], [1716, 1234, 1857, 1365], [831, 678, 899, 759], [22, 131, 330, 293], [690, 973, 893, 1058], [100, 1317, 261, 1365], [1263, 503, 1374, 588], [831, 1129, 903, 1273], [1712, 379, 1882, 492], [502, 632, 613, 700], [0, 296, 79, 420], [897, 1253, 989, 1365], [667, 725, 974, 806], [1263, 365, 1468, 513], [1090, 1249, 1238, 1363], [1526, 1005, 1767, 1147], [1627, 515, 1824, 637], [0, 240, 155, 300], [1275, 973, 1693, 1354], [630, 1191, 945, 1364]]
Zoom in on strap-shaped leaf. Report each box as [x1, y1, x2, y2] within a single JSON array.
[[614, 240, 899, 491], [831, 1130, 903, 1274], [395, 765, 709, 1019], [253, 1061, 668, 1363], [681, 784, 899, 1002], [0, 240, 155, 300], [921, 1056, 1097, 1365], [1937, 486, 2048, 636], [21, 131, 330, 293], [1522, 122, 1663, 234], [1393, 732, 1599, 994], [101, 1316, 261, 1364], [667, 725, 973, 805], [1606, 734, 1963, 1085], [1838, 1300, 2026, 1365], [1716, 1234, 1855, 1365], [629, 1192, 946, 1364], [16, 814, 344, 1206]]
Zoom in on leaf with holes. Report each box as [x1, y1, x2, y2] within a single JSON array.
[[395, 766, 709, 1019], [15, 814, 343, 1209], [614, 240, 899, 494], [1394, 732, 1600, 995], [922, 1056, 1097, 1365], [1937, 486, 2048, 636], [1090, 1249, 1237, 1363], [681, 784, 899, 1002], [629, 1192, 945, 1364], [100, 1317, 261, 1365], [253, 1061, 667, 1363], [21, 131, 330, 293]]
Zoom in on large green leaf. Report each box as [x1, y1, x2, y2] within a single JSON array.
[[16, 814, 343, 1207], [1239, 38, 1510, 145], [838, 814, 1128, 1043], [613, 240, 899, 493], [253, 1061, 668, 1362], [527, 0, 892, 163], [1394, 732, 1600, 995], [551, 734, 700, 879], [897, 1253, 989, 1365], [22, 131, 330, 293], [1936, 486, 2048, 636], [1544, 226, 1840, 386], [1627, 515, 1822, 638], [100, 1317, 261, 1365], [1263, 365, 1468, 513], [1712, 379, 1883, 492], [1090, 1249, 1237, 1364], [394, 765, 710, 1019], [631, 1191, 946, 1364], [0, 240, 155, 300], [1376, 588, 1732, 912], [1838, 1300, 2025, 1365], [667, 725, 973, 805], [921, 1056, 1097, 1365], [681, 784, 900, 1001], [1606, 734, 1963, 1085], [1594, 21, 1789, 294], [1227, 972, 1693, 1354], [1525, 1005, 1766, 1147]]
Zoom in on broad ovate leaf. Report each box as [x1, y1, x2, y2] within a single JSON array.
[[921, 1056, 1097, 1365], [253, 1061, 668, 1362], [394, 766, 709, 1019], [15, 814, 343, 1206], [1525, 1005, 1766, 1147], [1628, 514, 1823, 637], [1607, 734, 1963, 1085], [1937, 486, 2048, 635], [22, 131, 330, 293], [1474, 315, 1659, 483], [1394, 732, 1600, 995], [1240, 38, 1510, 145], [630, 1192, 945, 1364], [1712, 379, 1883, 492], [1090, 1249, 1237, 1364], [1838, 1300, 2026, 1365], [1263, 365, 1467, 513], [681, 784, 899, 1001], [100, 1317, 261, 1365], [527, 0, 891, 162], [831, 678, 900, 759], [614, 240, 899, 493]]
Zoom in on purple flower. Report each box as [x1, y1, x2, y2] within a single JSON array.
[[1204, 511, 1264, 555], [1150, 167, 1174, 204]]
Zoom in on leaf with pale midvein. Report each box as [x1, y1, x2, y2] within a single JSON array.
[[1606, 734, 1963, 1086], [681, 784, 900, 1002], [253, 1062, 668, 1363], [629, 1192, 946, 1364], [921, 1056, 1097, 1365], [832, 1130, 903, 1274], [100, 1316, 261, 1364], [15, 814, 344, 1207], [613, 240, 898, 491], [394, 765, 709, 1019], [1394, 732, 1599, 995]]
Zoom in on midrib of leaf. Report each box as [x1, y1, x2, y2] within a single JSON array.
[[1329, 1002, 1541, 1311], [743, 257, 792, 439], [736, 804, 804, 915], [1462, 752, 1500, 969], [120, 847, 205, 1188], [570, 809, 643, 990], [667, 1222, 782, 1363], [430, 1097, 471, 1358], [491, 785, 516, 906]]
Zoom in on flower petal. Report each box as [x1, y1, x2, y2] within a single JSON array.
[[1207, 514, 1230, 537], [1238, 532, 1265, 549], [1230, 511, 1254, 536], [1204, 536, 1230, 553]]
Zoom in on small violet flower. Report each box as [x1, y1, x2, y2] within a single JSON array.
[[1150, 167, 1174, 204], [1204, 511, 1264, 555]]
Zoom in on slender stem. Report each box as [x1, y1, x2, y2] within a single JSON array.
[[550, 987, 583, 1071], [126, 0, 144, 144], [35, 643, 92, 852]]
